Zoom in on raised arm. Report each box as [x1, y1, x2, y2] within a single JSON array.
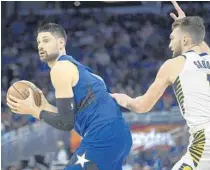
[[170, 1, 210, 54]]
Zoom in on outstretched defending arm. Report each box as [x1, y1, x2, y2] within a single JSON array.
[[111, 59, 173, 113]]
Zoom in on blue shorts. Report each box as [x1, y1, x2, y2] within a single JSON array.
[[64, 119, 132, 170]]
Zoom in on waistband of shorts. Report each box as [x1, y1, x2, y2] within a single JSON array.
[[189, 121, 210, 134]]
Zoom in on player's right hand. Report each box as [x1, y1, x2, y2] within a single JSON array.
[[111, 93, 132, 109], [170, 1, 186, 21], [7, 88, 42, 118]]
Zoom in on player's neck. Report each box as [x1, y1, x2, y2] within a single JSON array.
[[182, 44, 201, 55], [48, 52, 66, 68]]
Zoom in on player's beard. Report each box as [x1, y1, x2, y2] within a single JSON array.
[[40, 51, 59, 62], [172, 44, 182, 58]]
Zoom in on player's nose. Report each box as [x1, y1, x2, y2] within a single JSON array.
[[169, 43, 172, 50], [38, 44, 43, 51]]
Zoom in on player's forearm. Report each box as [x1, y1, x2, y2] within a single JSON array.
[[127, 96, 151, 114], [38, 98, 75, 131], [39, 110, 74, 131], [44, 103, 58, 113]]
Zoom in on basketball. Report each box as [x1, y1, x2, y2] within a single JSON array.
[[7, 80, 41, 106]]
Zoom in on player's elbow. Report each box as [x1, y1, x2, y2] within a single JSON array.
[[129, 97, 151, 114], [62, 124, 74, 131], [135, 106, 151, 114], [55, 116, 74, 131], [134, 102, 153, 114], [56, 121, 74, 131]]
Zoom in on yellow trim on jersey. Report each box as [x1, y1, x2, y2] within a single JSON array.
[[189, 129, 206, 167], [179, 163, 193, 170], [173, 76, 185, 114]]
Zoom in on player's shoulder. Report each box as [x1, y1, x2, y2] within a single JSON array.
[[51, 60, 78, 75], [50, 60, 79, 85], [163, 56, 185, 67], [160, 58, 177, 70], [160, 56, 186, 83], [158, 56, 185, 77], [50, 59, 79, 86]]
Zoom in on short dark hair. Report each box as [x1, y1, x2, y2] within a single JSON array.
[[38, 23, 67, 43], [172, 16, 205, 44]]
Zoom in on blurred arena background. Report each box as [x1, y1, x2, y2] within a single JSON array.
[[1, 1, 210, 170]]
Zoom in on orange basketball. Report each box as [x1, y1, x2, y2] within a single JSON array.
[[7, 80, 41, 106]]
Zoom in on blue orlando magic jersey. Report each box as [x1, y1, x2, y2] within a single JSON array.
[[57, 55, 123, 137]]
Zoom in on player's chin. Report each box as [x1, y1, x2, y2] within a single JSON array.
[[39, 54, 47, 62], [172, 52, 176, 58], [172, 51, 180, 58], [39, 54, 47, 61]]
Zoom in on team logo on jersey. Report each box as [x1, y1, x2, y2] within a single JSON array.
[[66, 151, 99, 170], [179, 163, 193, 170], [75, 152, 89, 168], [71, 102, 74, 110]]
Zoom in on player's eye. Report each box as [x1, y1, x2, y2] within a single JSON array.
[[43, 39, 50, 43]]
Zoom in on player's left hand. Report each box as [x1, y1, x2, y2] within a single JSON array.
[[7, 88, 42, 119], [170, 1, 186, 20], [111, 93, 133, 109]]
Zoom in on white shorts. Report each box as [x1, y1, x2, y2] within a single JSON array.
[[172, 128, 210, 170]]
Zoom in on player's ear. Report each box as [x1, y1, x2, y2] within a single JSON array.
[[58, 38, 66, 49], [183, 35, 189, 46]]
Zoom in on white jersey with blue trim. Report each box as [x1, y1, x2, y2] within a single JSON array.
[[173, 51, 210, 130]]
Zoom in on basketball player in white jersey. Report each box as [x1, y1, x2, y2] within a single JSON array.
[[112, 1, 210, 170]]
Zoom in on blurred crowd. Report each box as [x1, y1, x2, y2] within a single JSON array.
[[1, 8, 175, 133], [2, 3, 210, 133], [1, 2, 210, 170]]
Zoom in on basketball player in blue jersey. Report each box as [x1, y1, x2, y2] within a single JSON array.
[[7, 23, 132, 170]]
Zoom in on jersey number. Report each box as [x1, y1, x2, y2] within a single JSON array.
[[207, 74, 210, 86]]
